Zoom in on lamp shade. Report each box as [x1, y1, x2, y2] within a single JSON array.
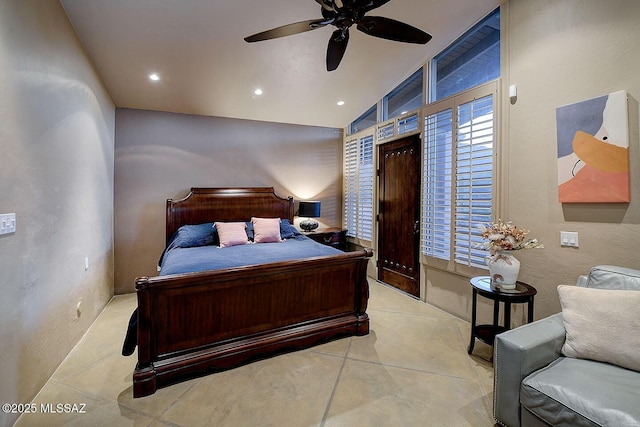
[[298, 201, 321, 218]]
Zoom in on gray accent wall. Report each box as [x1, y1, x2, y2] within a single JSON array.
[[0, 1, 115, 424], [114, 108, 343, 294]]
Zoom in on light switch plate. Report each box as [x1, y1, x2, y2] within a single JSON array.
[[0, 213, 16, 235], [560, 231, 579, 247]]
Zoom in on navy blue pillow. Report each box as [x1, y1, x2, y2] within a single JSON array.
[[280, 219, 301, 239], [245, 220, 299, 240], [245, 221, 254, 240], [172, 223, 219, 248]]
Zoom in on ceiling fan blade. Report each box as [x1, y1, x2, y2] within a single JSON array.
[[360, 0, 392, 14], [356, 16, 432, 44], [315, 0, 334, 12], [326, 29, 349, 71], [244, 19, 330, 43]]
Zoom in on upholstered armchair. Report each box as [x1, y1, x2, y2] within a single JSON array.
[[493, 265, 640, 427]]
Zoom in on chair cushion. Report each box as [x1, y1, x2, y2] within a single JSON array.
[[585, 265, 640, 290], [521, 357, 640, 427]]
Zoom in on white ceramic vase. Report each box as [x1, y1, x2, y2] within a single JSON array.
[[487, 251, 520, 289]]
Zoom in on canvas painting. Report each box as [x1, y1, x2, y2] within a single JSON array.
[[556, 90, 629, 203]]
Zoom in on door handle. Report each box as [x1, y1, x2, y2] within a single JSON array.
[[414, 220, 420, 234]]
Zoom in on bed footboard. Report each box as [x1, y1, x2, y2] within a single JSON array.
[[133, 249, 373, 397]]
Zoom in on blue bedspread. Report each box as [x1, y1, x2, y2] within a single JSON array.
[[159, 235, 343, 276]]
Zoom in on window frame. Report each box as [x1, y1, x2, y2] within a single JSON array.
[[421, 80, 500, 277]]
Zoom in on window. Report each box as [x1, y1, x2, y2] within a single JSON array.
[[348, 104, 377, 135], [343, 133, 374, 241], [430, 8, 500, 103], [376, 111, 420, 144], [383, 68, 423, 120], [422, 82, 496, 268]]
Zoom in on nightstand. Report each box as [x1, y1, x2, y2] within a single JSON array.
[[305, 228, 347, 250]]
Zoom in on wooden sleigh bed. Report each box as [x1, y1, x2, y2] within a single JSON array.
[[132, 187, 373, 397]]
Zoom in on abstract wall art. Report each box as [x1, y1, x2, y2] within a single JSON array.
[[556, 90, 630, 203]]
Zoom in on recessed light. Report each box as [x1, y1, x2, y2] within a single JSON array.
[[254, 88, 263, 95], [149, 73, 160, 81], [337, 100, 345, 106]]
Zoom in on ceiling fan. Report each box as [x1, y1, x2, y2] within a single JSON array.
[[244, 0, 432, 71]]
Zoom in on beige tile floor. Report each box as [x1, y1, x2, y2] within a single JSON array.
[[15, 280, 495, 427]]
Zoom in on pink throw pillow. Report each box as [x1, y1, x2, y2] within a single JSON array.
[[215, 222, 249, 247], [251, 217, 282, 243]]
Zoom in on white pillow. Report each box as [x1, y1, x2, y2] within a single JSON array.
[[558, 285, 640, 372]]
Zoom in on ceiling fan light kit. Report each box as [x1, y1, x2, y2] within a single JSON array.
[[244, 0, 432, 71]]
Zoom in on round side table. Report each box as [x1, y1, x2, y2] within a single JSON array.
[[468, 276, 537, 356]]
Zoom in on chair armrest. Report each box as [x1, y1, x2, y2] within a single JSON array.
[[493, 313, 566, 427], [576, 275, 588, 287]]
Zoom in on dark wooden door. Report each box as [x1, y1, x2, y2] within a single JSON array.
[[378, 135, 421, 297]]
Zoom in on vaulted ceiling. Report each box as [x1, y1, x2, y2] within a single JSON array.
[[61, 0, 500, 128]]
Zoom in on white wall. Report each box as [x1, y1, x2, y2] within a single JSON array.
[[425, 0, 640, 324], [0, 1, 115, 425]]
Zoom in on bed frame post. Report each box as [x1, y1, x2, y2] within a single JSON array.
[[355, 248, 374, 335], [133, 276, 157, 397]]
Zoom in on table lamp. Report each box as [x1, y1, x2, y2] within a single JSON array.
[[298, 201, 321, 232]]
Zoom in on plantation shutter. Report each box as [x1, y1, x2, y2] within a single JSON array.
[[454, 94, 494, 267], [422, 108, 453, 259], [398, 112, 419, 135], [357, 135, 374, 241], [343, 134, 374, 241], [343, 138, 358, 237], [422, 82, 496, 267], [377, 122, 394, 142]]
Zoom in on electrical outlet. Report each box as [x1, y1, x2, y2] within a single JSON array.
[[0, 213, 16, 235]]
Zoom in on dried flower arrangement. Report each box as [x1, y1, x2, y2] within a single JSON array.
[[479, 219, 544, 254]]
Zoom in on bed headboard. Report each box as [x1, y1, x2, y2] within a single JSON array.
[[165, 187, 294, 244]]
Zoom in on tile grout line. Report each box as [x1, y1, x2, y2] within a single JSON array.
[[319, 338, 352, 427], [41, 294, 191, 426], [454, 319, 496, 415], [48, 380, 169, 425], [345, 353, 481, 382]]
